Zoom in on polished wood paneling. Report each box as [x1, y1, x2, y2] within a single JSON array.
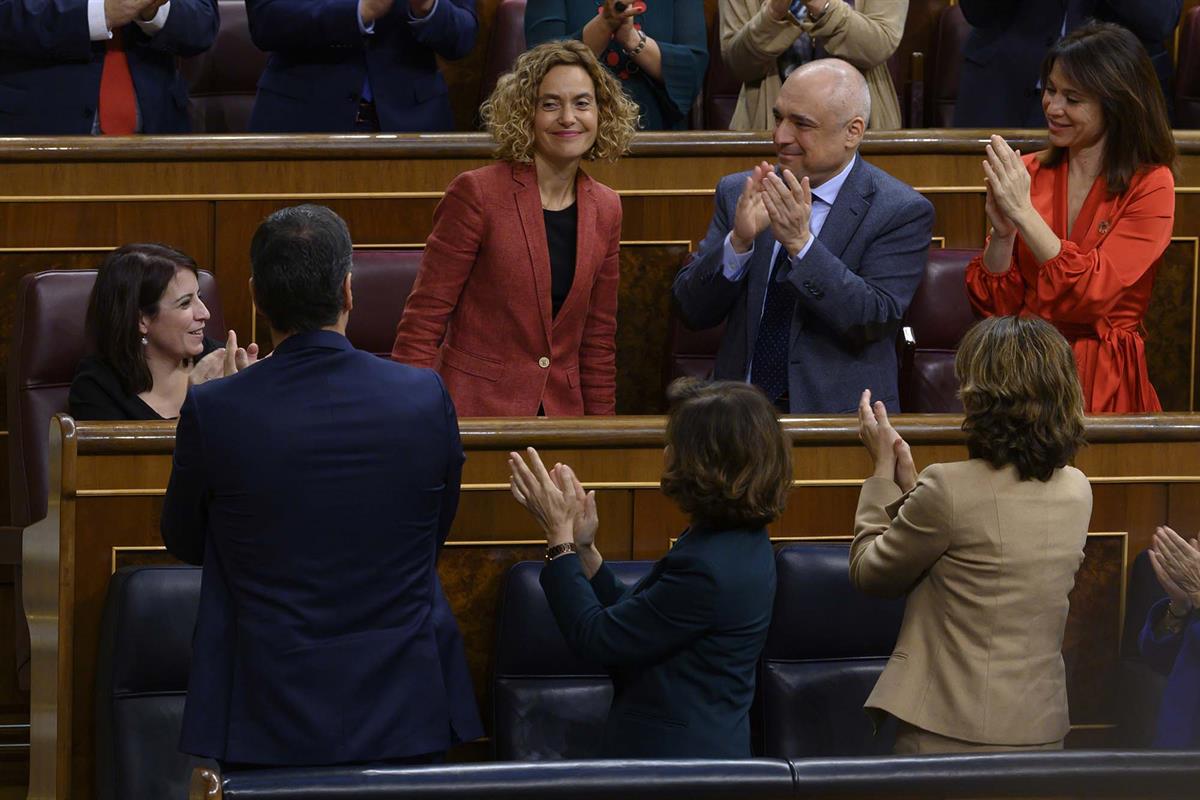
[[23, 413, 1200, 798]]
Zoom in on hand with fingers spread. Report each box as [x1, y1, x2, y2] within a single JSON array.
[[189, 330, 260, 387], [730, 161, 774, 253], [508, 447, 579, 547], [760, 168, 812, 259], [1150, 525, 1200, 610], [982, 134, 1032, 224]]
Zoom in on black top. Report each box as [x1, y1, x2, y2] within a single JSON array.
[[544, 203, 577, 318], [68, 338, 221, 421]]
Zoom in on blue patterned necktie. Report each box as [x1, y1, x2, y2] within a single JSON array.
[[750, 247, 798, 403]]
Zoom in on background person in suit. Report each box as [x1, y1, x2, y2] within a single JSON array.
[[162, 204, 483, 768], [391, 40, 638, 416], [853, 315, 1091, 754], [953, 0, 1181, 128], [245, 0, 477, 132], [1138, 524, 1200, 748], [673, 58, 933, 414], [0, 0, 218, 134], [508, 379, 789, 758], [69, 243, 255, 421]]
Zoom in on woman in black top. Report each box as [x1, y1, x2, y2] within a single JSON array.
[[69, 243, 256, 421]]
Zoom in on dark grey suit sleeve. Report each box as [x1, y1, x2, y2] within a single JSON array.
[[143, 0, 219, 56], [785, 192, 933, 349], [540, 551, 716, 668], [672, 174, 746, 330], [436, 372, 463, 550], [161, 391, 208, 565], [1100, 0, 1182, 43]]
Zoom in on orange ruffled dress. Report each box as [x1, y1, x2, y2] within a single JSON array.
[[966, 153, 1175, 413]]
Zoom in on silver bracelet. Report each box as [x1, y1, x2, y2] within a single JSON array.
[[623, 29, 647, 57]]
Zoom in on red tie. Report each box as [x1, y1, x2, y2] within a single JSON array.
[[99, 29, 137, 135]]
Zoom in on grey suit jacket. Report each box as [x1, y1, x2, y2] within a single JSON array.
[[673, 155, 933, 413]]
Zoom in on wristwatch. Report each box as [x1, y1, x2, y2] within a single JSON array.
[[545, 542, 578, 562]]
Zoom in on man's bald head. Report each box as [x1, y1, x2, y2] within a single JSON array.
[[784, 58, 871, 126]]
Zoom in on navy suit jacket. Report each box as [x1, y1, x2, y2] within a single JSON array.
[[673, 156, 934, 414], [540, 526, 776, 758], [162, 330, 483, 765], [954, 0, 1181, 128], [0, 0, 217, 134], [246, 0, 477, 132], [1139, 599, 1200, 748]]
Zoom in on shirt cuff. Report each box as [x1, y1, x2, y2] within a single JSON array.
[[358, 10, 376, 34], [791, 235, 816, 263], [408, 0, 439, 23], [134, 1, 170, 35], [722, 232, 755, 281], [88, 0, 112, 41]]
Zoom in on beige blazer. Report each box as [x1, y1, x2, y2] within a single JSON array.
[[720, 0, 907, 131], [851, 459, 1091, 745]]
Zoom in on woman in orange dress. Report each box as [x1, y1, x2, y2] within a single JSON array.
[[966, 21, 1177, 413]]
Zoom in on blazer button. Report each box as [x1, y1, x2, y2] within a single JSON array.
[[538, 356, 550, 369]]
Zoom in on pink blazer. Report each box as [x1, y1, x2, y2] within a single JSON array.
[[391, 161, 620, 416]]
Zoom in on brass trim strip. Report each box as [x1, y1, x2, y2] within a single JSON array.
[[1068, 724, 1118, 731], [353, 243, 425, 251], [0, 245, 117, 253], [79, 489, 166, 497], [111, 545, 169, 574], [443, 540, 543, 547]]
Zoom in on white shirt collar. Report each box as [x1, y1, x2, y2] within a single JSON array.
[[810, 153, 857, 206]]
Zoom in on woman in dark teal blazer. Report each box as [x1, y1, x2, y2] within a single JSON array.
[[508, 379, 791, 757], [524, 0, 707, 130]]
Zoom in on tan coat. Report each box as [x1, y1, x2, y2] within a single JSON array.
[[720, 0, 906, 131], [851, 459, 1092, 746]]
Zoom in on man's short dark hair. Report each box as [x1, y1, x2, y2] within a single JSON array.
[[250, 204, 352, 334]]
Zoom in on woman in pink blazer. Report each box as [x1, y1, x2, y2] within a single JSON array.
[[392, 40, 639, 416]]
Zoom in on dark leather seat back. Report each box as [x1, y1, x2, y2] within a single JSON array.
[[931, 4, 969, 128], [898, 248, 978, 413], [759, 543, 905, 757], [479, 0, 528, 106], [95, 566, 213, 800], [1177, 7, 1200, 128], [7, 269, 224, 528], [665, 254, 726, 383], [702, 10, 741, 130], [344, 250, 423, 357], [492, 560, 652, 760], [179, 0, 268, 133]]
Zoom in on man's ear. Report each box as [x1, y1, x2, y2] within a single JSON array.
[[846, 115, 866, 147], [342, 272, 353, 313]]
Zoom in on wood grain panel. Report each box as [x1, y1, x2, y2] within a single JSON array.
[[1146, 239, 1197, 411], [1063, 534, 1125, 724], [616, 243, 690, 413]]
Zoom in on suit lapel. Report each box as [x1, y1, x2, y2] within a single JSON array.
[[513, 162, 554, 344], [815, 156, 873, 260], [553, 171, 597, 329]]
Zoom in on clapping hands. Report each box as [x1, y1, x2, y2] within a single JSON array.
[[731, 161, 812, 258], [857, 389, 916, 492], [509, 448, 598, 547], [1149, 525, 1200, 611], [982, 135, 1030, 232]]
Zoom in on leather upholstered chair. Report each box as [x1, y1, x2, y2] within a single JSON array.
[[758, 543, 905, 757], [897, 247, 979, 413], [1176, 6, 1200, 128], [179, 0, 269, 133], [7, 269, 224, 530], [701, 10, 741, 131], [95, 566, 213, 800], [344, 250, 423, 358], [478, 0, 528, 108], [930, 4, 969, 128], [664, 254, 726, 384], [492, 560, 652, 760]]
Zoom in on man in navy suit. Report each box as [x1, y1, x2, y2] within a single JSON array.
[[0, 0, 218, 134], [673, 58, 934, 414], [954, 0, 1182, 128], [162, 204, 483, 767], [245, 0, 477, 132]]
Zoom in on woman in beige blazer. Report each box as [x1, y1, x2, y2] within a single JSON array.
[[720, 0, 907, 130], [852, 315, 1091, 753]]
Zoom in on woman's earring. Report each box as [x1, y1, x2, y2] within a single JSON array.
[[140, 336, 149, 346]]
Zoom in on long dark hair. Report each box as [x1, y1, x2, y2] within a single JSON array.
[[86, 243, 199, 395], [1038, 21, 1177, 195]]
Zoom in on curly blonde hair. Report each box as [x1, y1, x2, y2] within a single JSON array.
[[480, 39, 640, 164]]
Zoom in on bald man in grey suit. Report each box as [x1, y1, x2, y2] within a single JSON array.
[[673, 59, 933, 413]]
